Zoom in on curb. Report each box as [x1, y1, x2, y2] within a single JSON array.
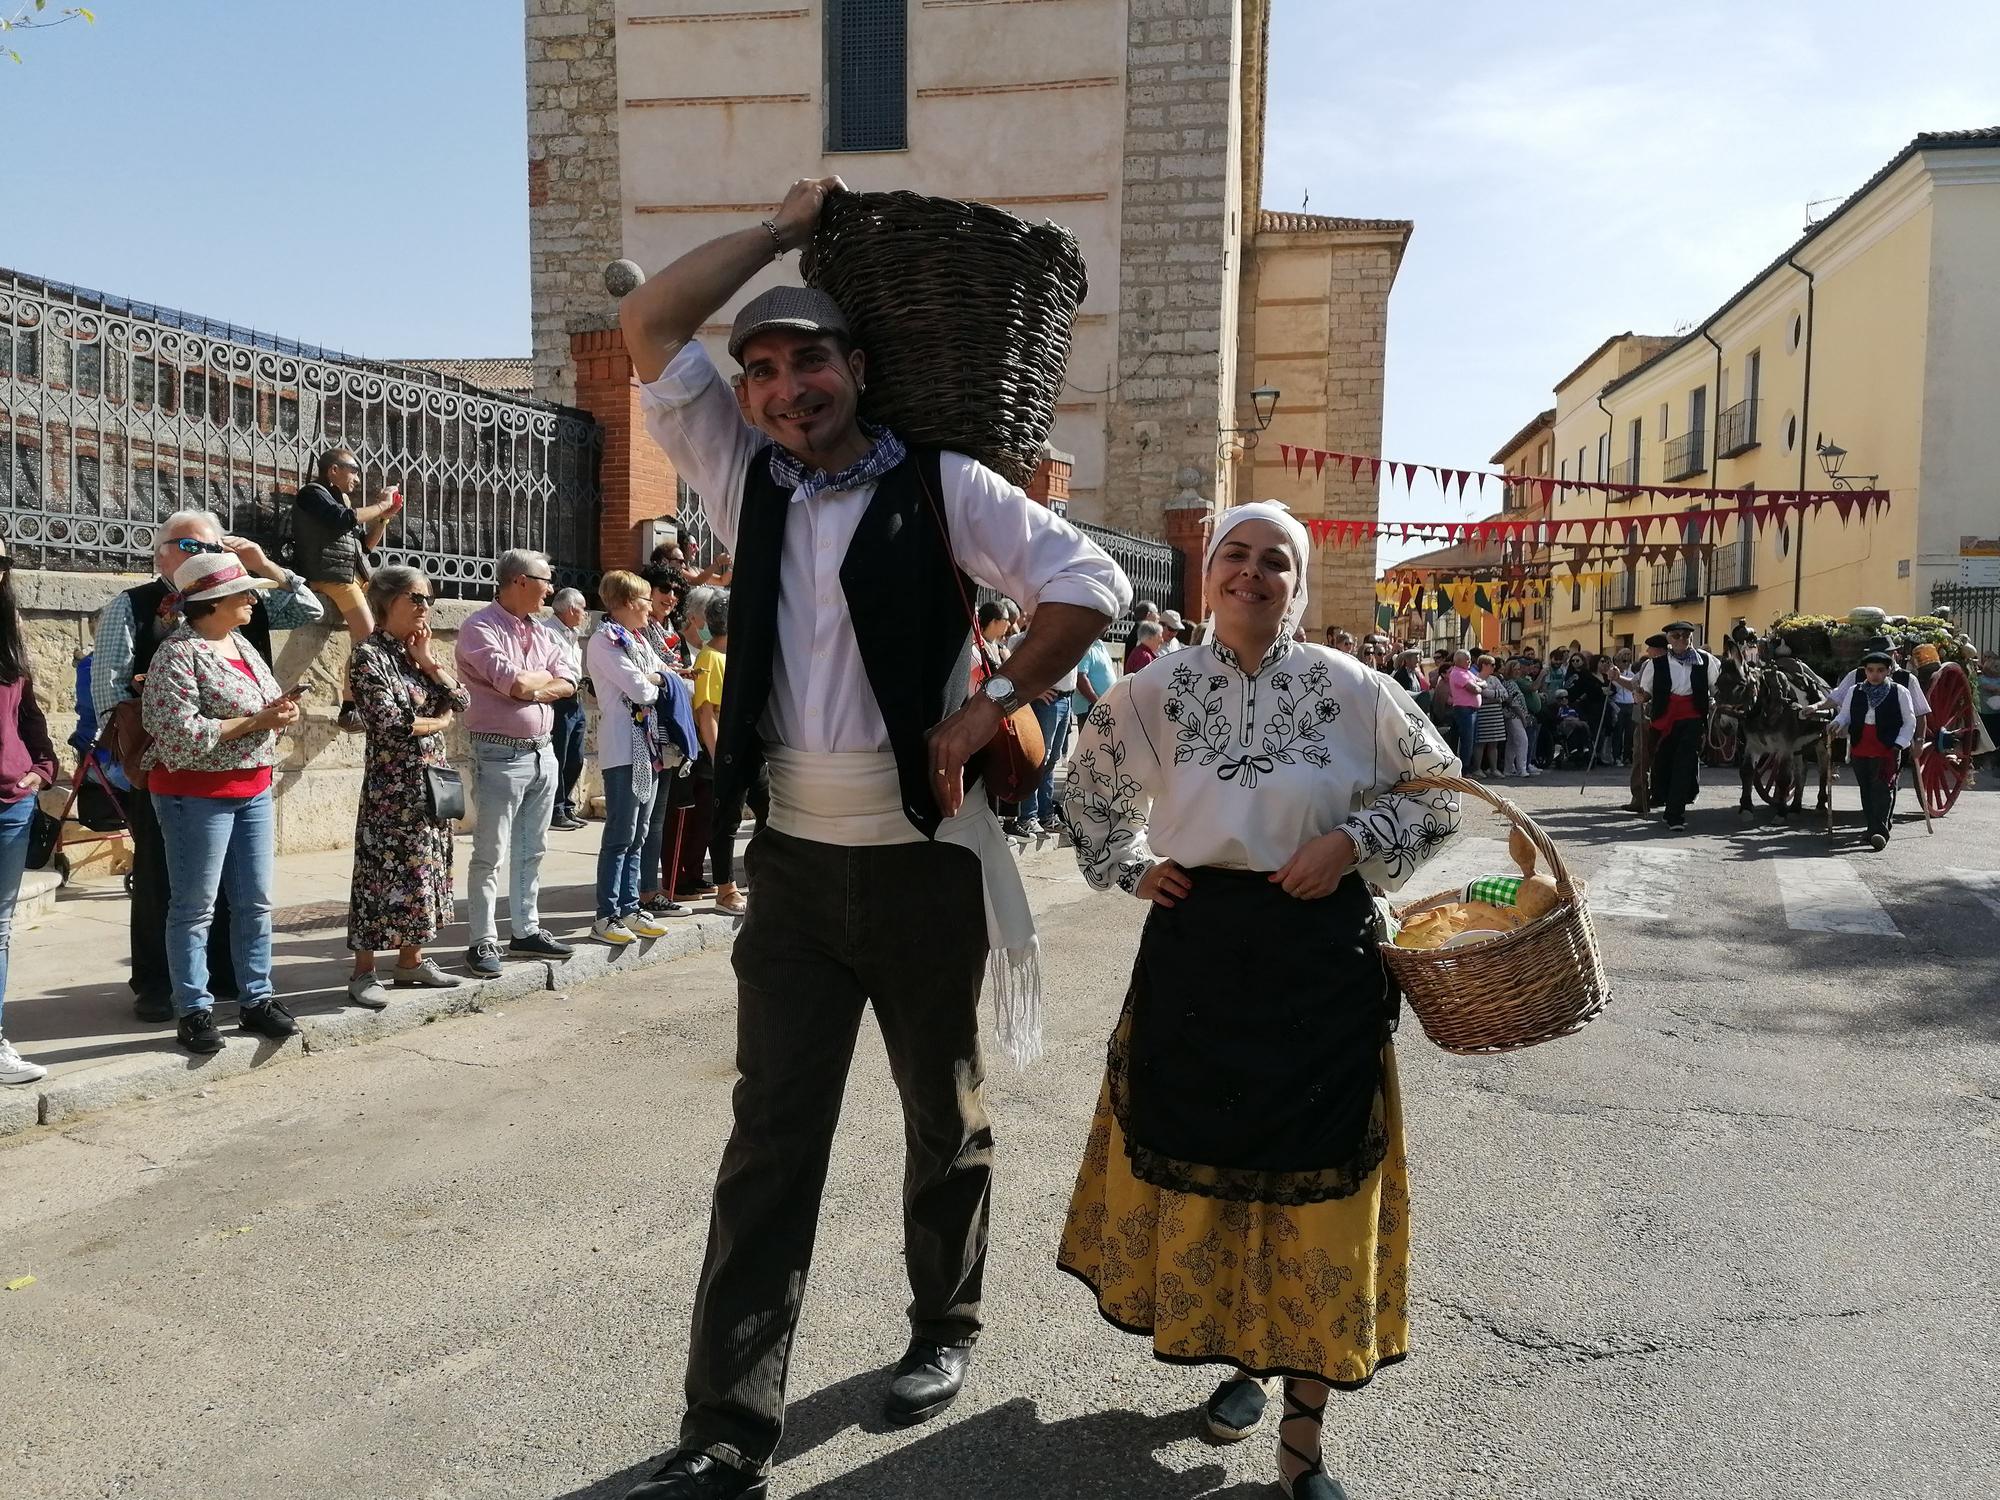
[[2, 912, 741, 1140]]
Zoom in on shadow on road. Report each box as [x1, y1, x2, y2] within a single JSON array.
[[553, 1384, 1273, 1500]]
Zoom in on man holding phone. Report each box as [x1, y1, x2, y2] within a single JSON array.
[[295, 447, 404, 731]]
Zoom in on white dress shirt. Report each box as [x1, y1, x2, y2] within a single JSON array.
[[1637, 650, 1722, 699], [1825, 679, 1918, 748], [640, 341, 1130, 754]]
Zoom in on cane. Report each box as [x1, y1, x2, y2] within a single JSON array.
[[1905, 743, 1936, 837], [1578, 692, 1614, 795], [665, 803, 687, 904]]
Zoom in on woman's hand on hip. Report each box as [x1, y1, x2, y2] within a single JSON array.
[[1270, 830, 1357, 900], [1134, 860, 1192, 908]]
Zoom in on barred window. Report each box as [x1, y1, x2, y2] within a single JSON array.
[[1, 328, 39, 381], [825, 0, 907, 153]]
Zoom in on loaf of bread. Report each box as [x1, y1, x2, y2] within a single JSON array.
[[1392, 900, 1526, 950]]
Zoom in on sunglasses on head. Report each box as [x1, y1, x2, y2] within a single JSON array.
[[174, 538, 228, 555]]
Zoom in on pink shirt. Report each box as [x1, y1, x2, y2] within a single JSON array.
[[1444, 665, 1484, 709], [454, 601, 574, 739]]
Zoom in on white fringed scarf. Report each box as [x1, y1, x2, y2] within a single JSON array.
[[764, 747, 1043, 1068]]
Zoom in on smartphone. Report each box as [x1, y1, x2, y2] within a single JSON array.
[[282, 683, 312, 701]]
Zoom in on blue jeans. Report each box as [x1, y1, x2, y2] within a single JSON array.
[[1452, 706, 1479, 759], [152, 789, 276, 1017], [597, 763, 658, 919], [0, 795, 35, 1032], [1026, 698, 1071, 824], [467, 740, 557, 944]]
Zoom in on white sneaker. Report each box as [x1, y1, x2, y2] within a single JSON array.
[[622, 909, 670, 939], [592, 916, 636, 946], [0, 1036, 47, 1085]]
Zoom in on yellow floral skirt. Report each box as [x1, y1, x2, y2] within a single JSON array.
[[1056, 1045, 1411, 1389]]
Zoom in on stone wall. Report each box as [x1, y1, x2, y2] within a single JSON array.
[[527, 0, 624, 408], [1103, 0, 1246, 537], [16, 571, 602, 858]]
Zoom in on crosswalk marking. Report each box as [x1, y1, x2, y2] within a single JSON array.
[[1583, 847, 1694, 918], [1774, 857, 1904, 937], [1944, 868, 2000, 918]]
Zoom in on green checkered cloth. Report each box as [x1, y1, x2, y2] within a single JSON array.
[[1464, 875, 1525, 906]]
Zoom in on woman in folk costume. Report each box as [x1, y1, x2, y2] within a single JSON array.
[[1057, 501, 1462, 1499], [1825, 651, 1917, 851]]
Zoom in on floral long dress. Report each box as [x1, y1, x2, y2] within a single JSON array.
[[346, 632, 471, 953]]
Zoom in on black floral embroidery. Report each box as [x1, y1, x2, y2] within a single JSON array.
[[1168, 651, 1339, 789]]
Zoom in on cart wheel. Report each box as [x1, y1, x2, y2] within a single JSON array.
[[51, 851, 71, 886]]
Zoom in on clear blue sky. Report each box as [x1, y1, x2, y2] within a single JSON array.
[[7, 1, 1997, 562]]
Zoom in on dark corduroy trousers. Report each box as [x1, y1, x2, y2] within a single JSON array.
[[679, 825, 993, 1474]]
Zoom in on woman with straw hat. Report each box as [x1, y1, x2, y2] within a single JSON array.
[[1058, 501, 1462, 1499], [141, 551, 308, 1055]]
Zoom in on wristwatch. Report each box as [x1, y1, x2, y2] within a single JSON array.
[[982, 674, 1023, 714]]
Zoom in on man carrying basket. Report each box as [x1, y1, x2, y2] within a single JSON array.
[[616, 176, 1130, 1500]]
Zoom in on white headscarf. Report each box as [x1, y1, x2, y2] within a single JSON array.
[[1204, 500, 1312, 644]]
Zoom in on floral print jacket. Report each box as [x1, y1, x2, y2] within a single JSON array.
[[1059, 637, 1462, 896], [140, 625, 284, 773]]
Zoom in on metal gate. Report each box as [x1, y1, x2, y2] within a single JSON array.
[[0, 267, 601, 596], [1933, 581, 2000, 654]]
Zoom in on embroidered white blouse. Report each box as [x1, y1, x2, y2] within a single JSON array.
[[1061, 636, 1463, 896]]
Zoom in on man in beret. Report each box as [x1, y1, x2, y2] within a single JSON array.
[[1635, 622, 1719, 831], [614, 176, 1129, 1499]]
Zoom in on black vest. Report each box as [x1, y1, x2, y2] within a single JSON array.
[[1651, 652, 1710, 716], [1848, 681, 1905, 744], [713, 447, 978, 840], [122, 577, 276, 689]]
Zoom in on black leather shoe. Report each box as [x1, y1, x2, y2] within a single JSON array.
[[884, 1339, 972, 1427], [623, 1450, 766, 1499], [176, 1010, 224, 1055], [238, 1000, 299, 1041], [134, 994, 175, 1024]]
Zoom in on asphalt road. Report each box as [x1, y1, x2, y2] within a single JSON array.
[[4, 773, 1996, 1500]]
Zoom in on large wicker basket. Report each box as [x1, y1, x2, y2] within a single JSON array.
[[799, 189, 1089, 488], [1379, 774, 1610, 1054]]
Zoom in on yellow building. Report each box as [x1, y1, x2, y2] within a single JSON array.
[[1487, 406, 1555, 654], [1541, 127, 2000, 654]]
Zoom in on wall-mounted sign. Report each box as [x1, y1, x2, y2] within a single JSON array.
[[1961, 535, 2000, 587]]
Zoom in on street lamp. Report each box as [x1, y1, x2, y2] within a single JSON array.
[[1815, 433, 1879, 491], [1219, 385, 1281, 459]]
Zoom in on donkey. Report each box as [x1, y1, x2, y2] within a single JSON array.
[[1710, 642, 1832, 817]]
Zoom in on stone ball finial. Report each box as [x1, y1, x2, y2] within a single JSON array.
[[1176, 465, 1203, 489], [604, 259, 645, 299]]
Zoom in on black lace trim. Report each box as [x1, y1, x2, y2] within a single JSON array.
[[1104, 998, 1390, 1207]]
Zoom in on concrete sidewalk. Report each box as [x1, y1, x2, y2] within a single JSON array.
[[0, 818, 743, 1137]]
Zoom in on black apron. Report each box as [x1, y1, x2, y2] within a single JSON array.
[[1109, 867, 1396, 1206]]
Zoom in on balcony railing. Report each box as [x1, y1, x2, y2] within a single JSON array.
[[1607, 570, 1639, 610], [1650, 559, 1703, 604], [1609, 458, 1639, 489], [1716, 398, 1761, 458], [1711, 539, 1754, 592], [1662, 429, 1707, 482]]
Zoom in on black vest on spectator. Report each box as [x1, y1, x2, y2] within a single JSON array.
[[714, 446, 977, 840], [122, 578, 276, 686]]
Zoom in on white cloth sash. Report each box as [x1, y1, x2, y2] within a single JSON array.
[[764, 747, 1044, 1067]]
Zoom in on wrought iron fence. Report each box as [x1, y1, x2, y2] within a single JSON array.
[[1075, 518, 1184, 631], [0, 267, 601, 597], [1932, 582, 2000, 654], [1661, 429, 1707, 483], [1716, 398, 1761, 458]]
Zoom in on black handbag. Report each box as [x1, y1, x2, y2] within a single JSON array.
[[423, 765, 465, 823], [26, 799, 62, 871]]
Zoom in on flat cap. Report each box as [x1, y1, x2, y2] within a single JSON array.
[[1645, 633, 1669, 648], [1860, 651, 1894, 666], [728, 286, 850, 362], [1664, 620, 1697, 633]]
